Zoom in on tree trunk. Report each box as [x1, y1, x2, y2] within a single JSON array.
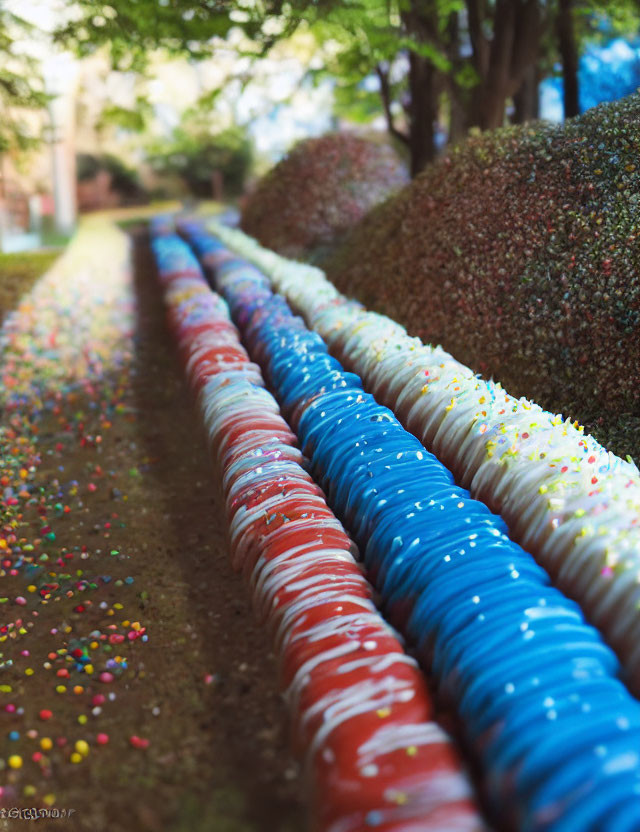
[[479, 86, 510, 129], [464, 0, 541, 131], [556, 0, 579, 118], [476, 0, 515, 129], [448, 92, 468, 145], [401, 1, 440, 176], [513, 64, 540, 123], [408, 51, 437, 176], [375, 63, 410, 148], [446, 10, 471, 146]]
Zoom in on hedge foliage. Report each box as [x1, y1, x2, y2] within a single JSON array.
[[241, 132, 408, 260], [326, 95, 640, 461]]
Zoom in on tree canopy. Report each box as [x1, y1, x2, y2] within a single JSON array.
[[0, 9, 49, 155], [55, 0, 640, 175], [55, 0, 236, 70]]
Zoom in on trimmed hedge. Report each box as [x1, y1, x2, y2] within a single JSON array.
[[241, 132, 408, 260], [326, 95, 640, 461]]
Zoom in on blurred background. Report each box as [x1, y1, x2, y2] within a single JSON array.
[[1, 0, 640, 252]]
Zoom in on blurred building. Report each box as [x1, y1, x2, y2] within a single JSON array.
[[1, 0, 77, 251]]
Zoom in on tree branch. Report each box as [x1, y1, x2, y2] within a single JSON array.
[[465, 0, 489, 77], [375, 62, 410, 146]]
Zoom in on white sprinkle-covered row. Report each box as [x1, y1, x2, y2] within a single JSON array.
[[207, 219, 640, 694]]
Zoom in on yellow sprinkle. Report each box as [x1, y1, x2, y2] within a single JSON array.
[[84, 664, 94, 675], [77, 714, 87, 725], [8, 754, 22, 769], [75, 739, 90, 756], [40, 737, 53, 751], [23, 785, 36, 797], [113, 603, 123, 610], [27, 585, 37, 593], [70, 752, 82, 764], [43, 794, 56, 807], [0, 684, 12, 693], [406, 745, 418, 756], [55, 685, 66, 694], [376, 708, 391, 718]]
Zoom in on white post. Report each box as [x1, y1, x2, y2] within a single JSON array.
[[0, 154, 6, 252], [43, 54, 78, 235]]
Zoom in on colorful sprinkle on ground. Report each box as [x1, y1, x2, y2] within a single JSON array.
[[0, 215, 303, 830]]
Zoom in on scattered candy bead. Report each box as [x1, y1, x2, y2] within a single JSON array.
[[129, 735, 149, 750], [0, 218, 149, 808], [75, 739, 90, 757]]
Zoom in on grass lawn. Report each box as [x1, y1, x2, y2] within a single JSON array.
[[0, 250, 61, 323]]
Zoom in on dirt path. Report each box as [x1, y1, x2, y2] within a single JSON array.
[[0, 223, 304, 831]]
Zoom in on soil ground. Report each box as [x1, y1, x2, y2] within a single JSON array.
[[0, 226, 304, 832]]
